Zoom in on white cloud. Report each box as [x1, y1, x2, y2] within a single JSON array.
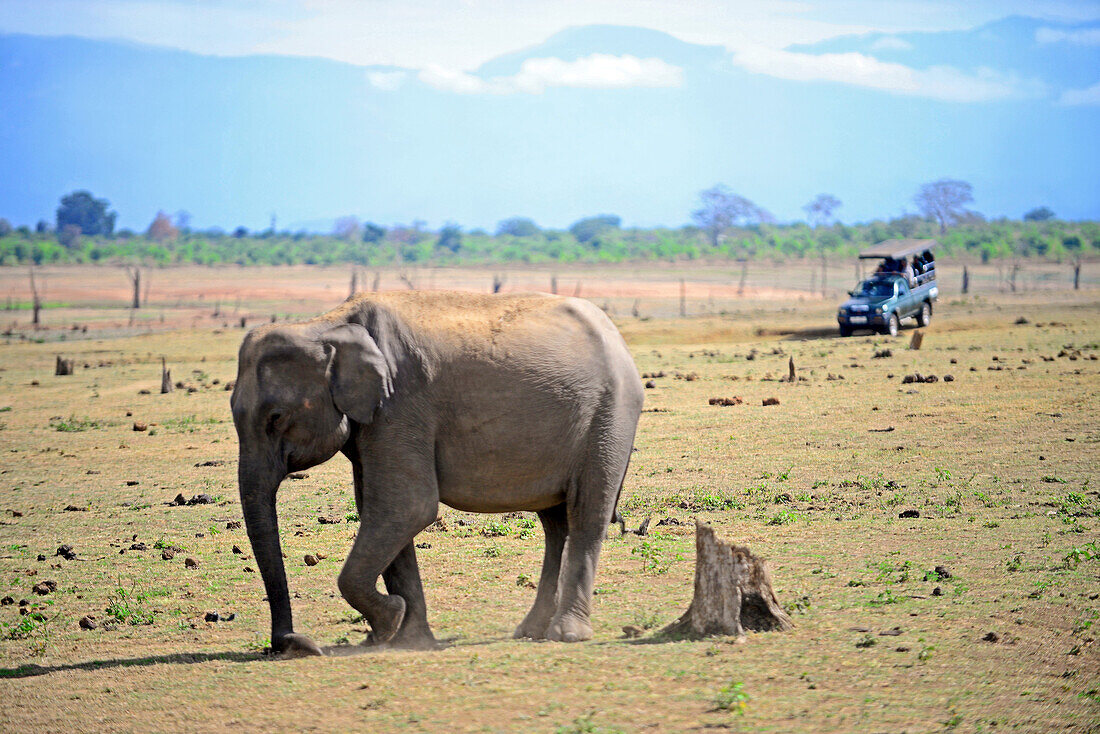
[[1059, 80, 1100, 105], [1036, 26, 1100, 45], [731, 46, 1045, 102], [870, 36, 913, 51], [366, 70, 407, 91], [418, 54, 683, 95]]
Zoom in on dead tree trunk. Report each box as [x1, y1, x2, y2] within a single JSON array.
[[962, 266, 969, 294], [662, 521, 792, 639], [788, 356, 796, 383], [550, 275, 558, 295], [125, 266, 141, 309], [160, 357, 173, 394], [737, 260, 747, 297], [909, 330, 923, 350], [372, 272, 381, 292], [820, 253, 827, 297], [492, 274, 505, 293], [1074, 261, 1081, 290], [679, 278, 686, 317], [350, 269, 358, 298], [572, 281, 582, 298], [55, 356, 74, 375], [29, 267, 42, 327]]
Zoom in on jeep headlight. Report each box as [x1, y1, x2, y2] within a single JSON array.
[[875, 306, 884, 314]]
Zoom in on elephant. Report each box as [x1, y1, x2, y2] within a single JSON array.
[[230, 291, 643, 656]]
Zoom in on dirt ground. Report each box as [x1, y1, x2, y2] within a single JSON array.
[[0, 263, 1097, 733]]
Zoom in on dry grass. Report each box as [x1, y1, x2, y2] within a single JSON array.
[[0, 266, 1097, 733]]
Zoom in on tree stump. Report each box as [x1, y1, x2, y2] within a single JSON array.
[[160, 357, 173, 394], [662, 521, 793, 639], [55, 356, 74, 375], [909, 330, 924, 350]]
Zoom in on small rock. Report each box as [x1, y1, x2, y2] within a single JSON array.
[[37, 554, 47, 562], [64, 505, 87, 512], [79, 615, 98, 630], [194, 460, 225, 467], [129, 542, 147, 551], [232, 545, 244, 555], [161, 549, 175, 560], [56, 544, 76, 560], [932, 586, 943, 596], [934, 565, 952, 580], [132, 422, 148, 432], [762, 397, 780, 406], [226, 521, 242, 530], [982, 631, 1000, 643], [415, 542, 431, 549], [622, 625, 644, 639], [898, 509, 920, 518], [0, 596, 13, 605], [205, 611, 220, 622], [187, 493, 214, 505], [171, 493, 187, 506], [244, 567, 255, 573], [125, 480, 140, 486], [304, 554, 319, 566], [286, 472, 310, 480], [878, 627, 903, 636], [185, 557, 200, 568], [894, 646, 911, 653], [10, 510, 23, 518], [317, 516, 340, 524], [943, 374, 955, 382], [223, 613, 235, 621], [644, 380, 656, 389], [708, 396, 742, 406]]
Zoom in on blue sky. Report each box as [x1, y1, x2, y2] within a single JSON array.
[[1, 1, 1098, 230]]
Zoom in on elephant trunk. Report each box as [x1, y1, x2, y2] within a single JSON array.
[[238, 454, 294, 651]]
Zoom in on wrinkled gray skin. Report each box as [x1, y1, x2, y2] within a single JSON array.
[[230, 291, 643, 656]]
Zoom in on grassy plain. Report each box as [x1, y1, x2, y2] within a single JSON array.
[[0, 264, 1097, 733]]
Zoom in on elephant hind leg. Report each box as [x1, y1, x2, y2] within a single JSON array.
[[514, 502, 568, 640], [547, 413, 636, 643]]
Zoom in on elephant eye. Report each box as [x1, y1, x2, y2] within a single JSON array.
[[266, 411, 284, 433]]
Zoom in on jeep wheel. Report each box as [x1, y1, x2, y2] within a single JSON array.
[[883, 313, 899, 337], [916, 301, 932, 327], [839, 325, 853, 337]]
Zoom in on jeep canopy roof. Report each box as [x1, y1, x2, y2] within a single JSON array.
[[858, 239, 939, 260]]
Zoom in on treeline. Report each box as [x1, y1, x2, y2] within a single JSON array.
[[1, 216, 1096, 268]]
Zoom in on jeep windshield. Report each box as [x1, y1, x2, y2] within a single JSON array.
[[856, 280, 895, 298]]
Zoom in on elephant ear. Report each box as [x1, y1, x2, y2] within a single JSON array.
[[321, 323, 393, 424]]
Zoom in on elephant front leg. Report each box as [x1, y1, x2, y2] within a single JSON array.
[[338, 501, 437, 643], [379, 542, 438, 649]]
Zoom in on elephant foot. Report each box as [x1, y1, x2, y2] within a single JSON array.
[[389, 625, 440, 651], [366, 594, 406, 644], [546, 615, 593, 643], [513, 618, 550, 640], [275, 632, 324, 659]]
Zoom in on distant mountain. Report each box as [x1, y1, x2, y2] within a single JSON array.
[[0, 19, 1097, 232]]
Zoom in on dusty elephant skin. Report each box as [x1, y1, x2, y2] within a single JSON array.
[[230, 291, 644, 657]]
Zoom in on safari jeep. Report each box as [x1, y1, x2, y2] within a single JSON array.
[[837, 239, 939, 337]]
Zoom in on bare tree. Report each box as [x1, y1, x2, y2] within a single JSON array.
[[492, 274, 506, 293], [914, 179, 974, 234], [691, 185, 772, 247], [333, 216, 362, 241], [802, 194, 842, 227]]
